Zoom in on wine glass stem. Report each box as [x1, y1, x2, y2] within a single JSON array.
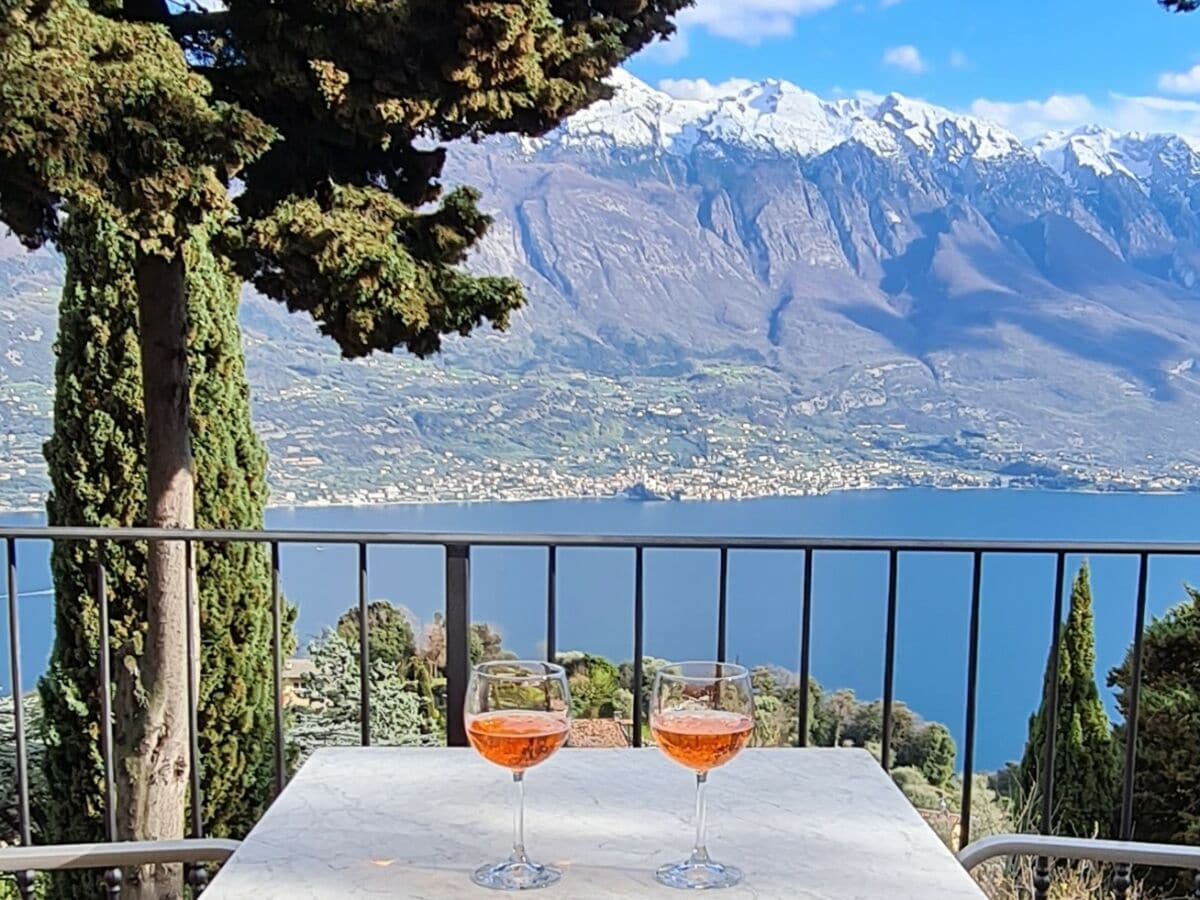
[[689, 772, 711, 865], [510, 771, 528, 864]]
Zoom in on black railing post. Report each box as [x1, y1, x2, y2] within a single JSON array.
[[796, 548, 813, 748], [184, 541, 203, 837], [959, 550, 984, 849], [1035, 551, 1068, 890], [1040, 552, 1067, 832], [1032, 856, 1051, 900], [97, 558, 121, 898], [103, 867, 123, 898], [1112, 862, 1132, 900], [358, 543, 371, 747], [445, 545, 471, 747], [6, 538, 33, 900], [187, 865, 210, 895], [1119, 553, 1150, 842], [546, 547, 557, 663], [716, 547, 728, 663], [270, 542, 285, 796], [632, 547, 645, 748], [880, 549, 899, 771]]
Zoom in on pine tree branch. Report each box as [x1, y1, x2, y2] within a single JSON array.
[[120, 0, 172, 23], [166, 10, 229, 39]]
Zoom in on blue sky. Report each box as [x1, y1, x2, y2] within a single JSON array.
[[626, 0, 1200, 139]]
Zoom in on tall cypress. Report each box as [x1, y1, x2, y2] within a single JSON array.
[[38, 216, 277, 897], [1109, 587, 1200, 889], [186, 229, 278, 838], [1018, 562, 1120, 836]]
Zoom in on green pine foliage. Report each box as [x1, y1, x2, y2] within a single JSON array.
[[898, 723, 957, 788], [1108, 587, 1200, 849], [1, 0, 691, 358], [1018, 563, 1120, 837], [336, 601, 417, 668], [37, 214, 158, 900], [37, 216, 278, 896], [289, 630, 440, 760], [0, 692, 47, 844], [0, 0, 688, 870], [557, 652, 621, 718]]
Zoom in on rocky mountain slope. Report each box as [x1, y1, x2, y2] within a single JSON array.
[[447, 74, 1200, 463], [5, 73, 1200, 506]]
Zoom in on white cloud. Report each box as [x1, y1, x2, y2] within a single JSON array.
[[658, 77, 755, 101], [1105, 93, 1200, 136], [882, 45, 926, 74], [639, 30, 691, 65], [969, 95, 1095, 139], [880, 0, 903, 7], [1158, 64, 1200, 94], [949, 49, 969, 69], [969, 91, 1200, 141], [674, 0, 842, 45], [635, 0, 842, 63]]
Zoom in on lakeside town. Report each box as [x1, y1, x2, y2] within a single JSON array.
[[5, 371, 1200, 513]]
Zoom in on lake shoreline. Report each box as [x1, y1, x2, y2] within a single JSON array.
[[6, 489, 1200, 771], [4, 480, 1199, 521]]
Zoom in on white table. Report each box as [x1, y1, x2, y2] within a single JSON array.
[[205, 747, 987, 899]]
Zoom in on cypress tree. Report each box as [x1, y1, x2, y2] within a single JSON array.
[[187, 228, 278, 839], [1018, 562, 1120, 836], [1108, 588, 1200, 872], [335, 602, 417, 668], [38, 216, 277, 897], [2, 5, 690, 884]]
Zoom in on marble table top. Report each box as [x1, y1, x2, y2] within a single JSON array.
[[205, 747, 987, 899]]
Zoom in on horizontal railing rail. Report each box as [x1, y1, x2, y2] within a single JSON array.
[[6, 524, 1200, 553], [0, 839, 239, 896], [0, 525, 1194, 899], [958, 834, 1200, 899], [0, 839, 240, 872]]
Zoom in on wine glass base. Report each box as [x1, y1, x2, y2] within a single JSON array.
[[472, 860, 562, 891], [655, 859, 744, 890]]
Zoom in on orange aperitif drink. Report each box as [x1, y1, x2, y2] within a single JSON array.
[[651, 662, 754, 890], [467, 710, 569, 771], [651, 710, 753, 772], [465, 661, 571, 891]]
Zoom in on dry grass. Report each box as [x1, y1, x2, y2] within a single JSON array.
[[917, 781, 1162, 899], [971, 856, 1148, 900]]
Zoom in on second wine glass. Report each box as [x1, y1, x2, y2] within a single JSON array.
[[465, 660, 571, 891], [651, 662, 754, 890]]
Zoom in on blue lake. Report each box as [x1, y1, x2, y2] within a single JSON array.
[[5, 488, 1200, 771]]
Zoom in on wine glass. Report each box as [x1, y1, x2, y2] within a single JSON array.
[[465, 660, 571, 891], [651, 661, 754, 890]]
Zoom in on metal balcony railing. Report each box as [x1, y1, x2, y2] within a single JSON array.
[[958, 835, 1200, 899], [1, 525, 1199, 899]]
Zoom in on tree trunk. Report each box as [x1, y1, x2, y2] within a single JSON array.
[[116, 251, 195, 900]]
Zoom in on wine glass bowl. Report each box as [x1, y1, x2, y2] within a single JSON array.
[[651, 662, 754, 890], [465, 661, 570, 891]]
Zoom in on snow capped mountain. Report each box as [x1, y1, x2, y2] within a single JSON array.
[[437, 67, 1200, 473], [538, 73, 1030, 167], [1033, 126, 1200, 192], [13, 70, 1200, 492], [535, 72, 1200, 202]]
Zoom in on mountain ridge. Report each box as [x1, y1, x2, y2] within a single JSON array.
[[523, 72, 1197, 181], [6, 73, 1200, 507]]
